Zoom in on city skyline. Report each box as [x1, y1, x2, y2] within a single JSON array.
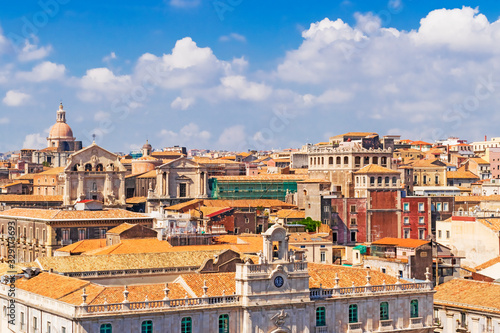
[[1, 1, 500, 152]]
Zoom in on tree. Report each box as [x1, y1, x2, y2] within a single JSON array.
[[294, 217, 321, 232]]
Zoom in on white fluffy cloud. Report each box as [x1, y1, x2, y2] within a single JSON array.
[[23, 133, 46, 149], [159, 123, 211, 147], [16, 61, 65, 82], [219, 75, 272, 101], [79, 67, 132, 101], [3, 90, 31, 106], [217, 125, 247, 150], [171, 96, 194, 110], [17, 40, 52, 62]]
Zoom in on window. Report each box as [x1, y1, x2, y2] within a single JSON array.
[[316, 307, 326, 327], [370, 177, 375, 185], [329, 157, 334, 165], [323, 206, 330, 212], [403, 203, 409, 212], [460, 312, 466, 327], [320, 251, 326, 263], [435, 175, 439, 184], [378, 177, 382, 185], [404, 217, 409, 225], [179, 183, 187, 197], [349, 304, 358, 323], [245, 228, 249, 233], [350, 231, 356, 242], [410, 300, 419, 318], [385, 177, 389, 185], [332, 232, 338, 242], [47, 322, 51, 333], [62, 229, 70, 241], [181, 317, 192, 333], [62, 328, 66, 333], [350, 218, 356, 225], [446, 231, 450, 239], [350, 205, 356, 213], [344, 156, 349, 165], [398, 270, 403, 278], [219, 314, 229, 333], [392, 176, 397, 185], [404, 229, 410, 239], [332, 205, 338, 213], [380, 302, 389, 321], [381, 268, 386, 273], [443, 202, 449, 211], [100, 228, 107, 239], [141, 320, 153, 333], [438, 230, 442, 238], [100, 324, 112, 333], [418, 203, 424, 212], [245, 218, 249, 224], [20, 311, 25, 330], [33, 316, 37, 330], [78, 228, 86, 241], [419, 217, 424, 224], [419, 229, 425, 239], [436, 202, 442, 211]]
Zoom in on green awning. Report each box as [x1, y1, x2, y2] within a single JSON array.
[[353, 245, 367, 254]]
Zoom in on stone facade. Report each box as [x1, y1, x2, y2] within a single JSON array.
[[63, 143, 127, 207]]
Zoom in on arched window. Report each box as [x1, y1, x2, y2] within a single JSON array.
[[377, 177, 382, 185], [364, 156, 370, 165], [344, 156, 349, 165], [96, 164, 103, 172], [329, 157, 334, 165], [314, 157, 317, 165], [355, 156, 361, 167], [373, 157, 379, 164], [181, 317, 192, 333], [219, 314, 229, 333], [73, 164, 79, 171], [310, 157, 313, 165], [321, 157, 324, 165], [100, 324, 112, 333], [336, 157, 341, 165], [316, 307, 326, 327], [380, 302, 389, 320], [410, 300, 419, 318], [370, 177, 375, 186], [349, 304, 358, 323], [85, 164, 92, 171], [381, 156, 387, 166], [141, 320, 153, 333], [385, 177, 389, 185], [392, 177, 397, 185]]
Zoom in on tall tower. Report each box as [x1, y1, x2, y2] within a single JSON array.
[[47, 102, 76, 150]]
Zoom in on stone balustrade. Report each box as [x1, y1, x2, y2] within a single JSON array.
[[310, 282, 433, 299]]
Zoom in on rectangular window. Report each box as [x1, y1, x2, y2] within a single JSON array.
[[100, 228, 107, 239], [179, 183, 187, 198], [404, 217, 409, 225], [419, 229, 425, 239], [349, 304, 358, 323], [404, 229, 410, 239], [438, 230, 442, 238], [381, 268, 386, 274], [350, 218, 356, 225], [181, 317, 192, 333], [47, 322, 51, 333], [443, 202, 449, 211], [419, 217, 425, 224], [403, 202, 409, 212], [418, 202, 424, 212], [446, 230, 450, 239], [436, 202, 442, 211], [350, 231, 356, 242], [33, 316, 37, 329], [332, 205, 338, 213], [219, 314, 229, 333], [320, 251, 326, 263], [20, 312, 25, 330], [245, 228, 249, 233], [332, 232, 338, 242], [350, 205, 356, 213], [380, 302, 389, 321], [78, 229, 86, 241], [62, 229, 69, 241], [316, 307, 326, 327], [62, 327, 66, 333], [323, 206, 330, 212], [234, 227, 239, 234]]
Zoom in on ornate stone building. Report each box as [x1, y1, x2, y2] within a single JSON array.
[[32, 103, 82, 167], [63, 143, 127, 207], [308, 143, 393, 197]]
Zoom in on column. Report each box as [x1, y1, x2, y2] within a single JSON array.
[[63, 173, 71, 205], [118, 173, 125, 204], [77, 173, 84, 199]]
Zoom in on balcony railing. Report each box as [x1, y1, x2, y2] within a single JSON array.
[[348, 322, 362, 332], [410, 317, 423, 328], [379, 319, 393, 331], [310, 282, 433, 299]]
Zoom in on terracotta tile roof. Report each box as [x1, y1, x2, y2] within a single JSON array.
[[107, 223, 137, 234], [394, 148, 424, 153], [37, 166, 65, 175], [298, 178, 330, 183], [409, 158, 446, 168], [137, 170, 157, 178], [410, 140, 433, 146], [371, 237, 430, 248], [164, 199, 204, 211], [475, 256, 500, 271], [308, 263, 398, 288], [213, 175, 308, 181], [0, 208, 151, 221], [36, 250, 222, 273], [192, 157, 239, 164], [290, 168, 309, 174], [0, 262, 24, 275], [478, 219, 500, 232], [434, 279, 500, 314], [15, 272, 91, 301], [332, 132, 377, 138], [288, 232, 330, 243], [16, 173, 36, 180], [275, 209, 306, 219], [135, 156, 161, 161], [151, 151, 184, 158], [469, 157, 490, 165], [447, 166, 480, 180], [1, 181, 24, 188], [126, 196, 147, 204], [0, 195, 63, 203], [56, 239, 107, 255], [175, 272, 236, 297], [191, 207, 232, 219], [82, 238, 173, 255], [453, 195, 498, 202], [354, 164, 399, 174]]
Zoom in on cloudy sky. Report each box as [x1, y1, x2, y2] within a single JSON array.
[[1, 1, 500, 153]]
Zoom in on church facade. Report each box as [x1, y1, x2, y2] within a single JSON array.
[[62, 143, 127, 207]]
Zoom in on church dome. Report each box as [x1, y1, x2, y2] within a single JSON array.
[[49, 122, 74, 139]]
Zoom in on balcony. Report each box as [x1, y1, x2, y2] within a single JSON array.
[[378, 319, 393, 331], [315, 327, 328, 333], [348, 323, 362, 332], [410, 317, 423, 328]]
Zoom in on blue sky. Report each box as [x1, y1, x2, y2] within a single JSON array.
[[1, 1, 500, 153]]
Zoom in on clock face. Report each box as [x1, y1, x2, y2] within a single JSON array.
[[274, 275, 284, 288]]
